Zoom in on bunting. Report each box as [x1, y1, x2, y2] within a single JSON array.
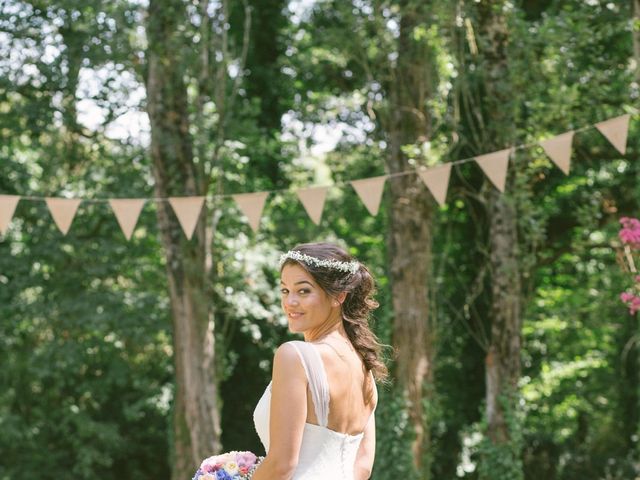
[[0, 114, 633, 238], [418, 164, 452, 206], [168, 196, 205, 240], [350, 176, 387, 216], [0, 195, 19, 235], [595, 114, 630, 155], [296, 187, 328, 225], [474, 148, 512, 193], [540, 131, 574, 175], [109, 199, 146, 240], [45, 198, 82, 235], [232, 192, 269, 233]]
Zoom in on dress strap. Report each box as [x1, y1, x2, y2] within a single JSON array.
[[288, 340, 330, 427]]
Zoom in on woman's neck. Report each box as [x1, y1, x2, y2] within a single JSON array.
[[304, 317, 349, 344]]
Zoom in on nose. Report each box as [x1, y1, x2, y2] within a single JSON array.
[[284, 293, 299, 308]]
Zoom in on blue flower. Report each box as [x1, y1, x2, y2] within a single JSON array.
[[215, 470, 233, 480], [191, 469, 203, 480]]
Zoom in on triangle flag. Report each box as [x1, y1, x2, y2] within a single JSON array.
[[45, 198, 82, 235], [0, 195, 20, 235], [296, 186, 328, 225], [232, 192, 269, 233], [350, 176, 387, 216], [168, 196, 205, 240], [474, 148, 512, 193], [540, 131, 575, 175], [595, 114, 631, 155], [418, 163, 452, 206], [109, 199, 146, 240]]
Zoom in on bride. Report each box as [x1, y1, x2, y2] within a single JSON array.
[[252, 242, 389, 480]]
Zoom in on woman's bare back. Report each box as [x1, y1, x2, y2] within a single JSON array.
[[304, 341, 377, 436]]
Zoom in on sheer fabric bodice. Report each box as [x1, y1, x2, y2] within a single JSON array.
[[253, 340, 377, 480]]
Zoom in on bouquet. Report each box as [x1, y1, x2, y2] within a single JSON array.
[[192, 450, 265, 480]]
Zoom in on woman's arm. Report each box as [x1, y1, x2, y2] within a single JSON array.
[[353, 396, 377, 479], [353, 376, 378, 480], [250, 455, 296, 480], [251, 343, 307, 480]]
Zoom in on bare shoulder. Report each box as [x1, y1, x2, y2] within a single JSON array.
[[274, 340, 298, 358], [272, 342, 305, 378]]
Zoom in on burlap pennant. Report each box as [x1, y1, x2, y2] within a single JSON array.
[[109, 199, 146, 240], [595, 114, 631, 155], [168, 196, 205, 240], [0, 195, 20, 235], [45, 198, 82, 235], [350, 176, 387, 216], [540, 131, 574, 175], [418, 163, 452, 206], [232, 192, 269, 233], [296, 186, 328, 225], [474, 148, 512, 193]]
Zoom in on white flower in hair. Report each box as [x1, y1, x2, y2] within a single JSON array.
[[279, 250, 360, 275]]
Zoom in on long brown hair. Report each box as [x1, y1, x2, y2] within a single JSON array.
[[281, 242, 391, 384]]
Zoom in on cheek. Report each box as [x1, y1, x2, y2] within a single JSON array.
[[280, 296, 290, 311], [308, 294, 326, 310]]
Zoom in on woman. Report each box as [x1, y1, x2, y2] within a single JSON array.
[[252, 242, 390, 480]]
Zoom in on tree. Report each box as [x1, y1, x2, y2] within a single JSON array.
[[145, 0, 220, 476], [455, 1, 524, 477], [383, 3, 440, 475], [289, 1, 457, 475], [634, 0, 640, 82], [144, 0, 250, 476]]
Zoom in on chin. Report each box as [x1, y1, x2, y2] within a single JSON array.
[[289, 323, 306, 334]]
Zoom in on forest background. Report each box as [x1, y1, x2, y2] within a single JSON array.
[[0, 0, 639, 479]]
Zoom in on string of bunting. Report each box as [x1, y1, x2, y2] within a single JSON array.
[[0, 114, 632, 239]]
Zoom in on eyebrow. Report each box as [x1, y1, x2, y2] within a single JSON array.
[[280, 280, 313, 286]]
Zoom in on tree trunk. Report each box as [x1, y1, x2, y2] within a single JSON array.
[[145, 1, 221, 478], [385, 2, 438, 476], [387, 165, 434, 476], [485, 189, 521, 444], [634, 0, 640, 83], [472, 0, 523, 474]]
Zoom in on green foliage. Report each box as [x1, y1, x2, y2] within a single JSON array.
[[1, 0, 639, 479], [476, 392, 525, 480], [373, 383, 421, 480], [0, 162, 172, 478]]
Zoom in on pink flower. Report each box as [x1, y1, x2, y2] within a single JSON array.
[[237, 452, 257, 467], [619, 217, 640, 248], [620, 291, 640, 314], [621, 292, 634, 302], [200, 455, 226, 473]]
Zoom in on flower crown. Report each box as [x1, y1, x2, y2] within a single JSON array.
[[279, 250, 360, 275]]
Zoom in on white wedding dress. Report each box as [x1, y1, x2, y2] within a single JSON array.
[[253, 340, 377, 480]]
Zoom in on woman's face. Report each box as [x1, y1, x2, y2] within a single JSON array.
[[280, 263, 335, 333]]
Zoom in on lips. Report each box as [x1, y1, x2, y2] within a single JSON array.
[[288, 312, 304, 318]]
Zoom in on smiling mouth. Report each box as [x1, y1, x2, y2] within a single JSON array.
[[288, 312, 304, 318]]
